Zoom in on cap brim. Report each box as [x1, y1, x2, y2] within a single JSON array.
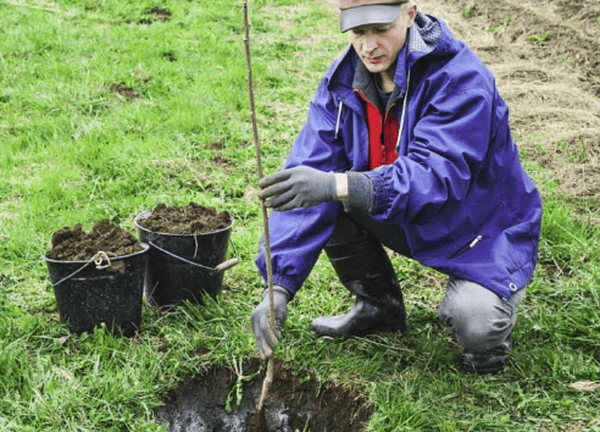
[[340, 4, 402, 33]]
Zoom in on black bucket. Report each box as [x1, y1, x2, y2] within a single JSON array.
[[134, 211, 236, 309], [44, 243, 149, 337]]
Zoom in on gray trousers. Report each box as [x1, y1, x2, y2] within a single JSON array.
[[438, 278, 525, 352], [335, 212, 525, 353]]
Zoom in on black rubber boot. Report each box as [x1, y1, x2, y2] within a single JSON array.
[[311, 232, 407, 338], [457, 340, 512, 375]]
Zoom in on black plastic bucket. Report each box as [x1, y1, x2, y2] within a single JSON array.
[[44, 243, 149, 337], [134, 211, 235, 308]]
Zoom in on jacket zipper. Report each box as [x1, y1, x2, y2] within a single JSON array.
[[449, 234, 483, 259]]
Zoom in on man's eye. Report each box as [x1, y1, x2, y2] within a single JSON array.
[[375, 27, 389, 34], [352, 30, 364, 36]]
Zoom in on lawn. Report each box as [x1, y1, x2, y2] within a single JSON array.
[[1, 0, 599, 431]]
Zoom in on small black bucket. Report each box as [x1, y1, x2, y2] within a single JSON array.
[[44, 243, 149, 337], [134, 211, 236, 309]]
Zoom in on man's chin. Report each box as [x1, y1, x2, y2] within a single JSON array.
[[364, 64, 385, 74]]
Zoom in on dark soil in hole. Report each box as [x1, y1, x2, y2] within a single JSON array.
[[136, 202, 231, 234], [46, 220, 143, 261], [155, 358, 373, 432]]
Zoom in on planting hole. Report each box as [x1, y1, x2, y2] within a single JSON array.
[[155, 358, 373, 432]]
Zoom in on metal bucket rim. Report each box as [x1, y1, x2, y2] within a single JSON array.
[[133, 210, 234, 237]]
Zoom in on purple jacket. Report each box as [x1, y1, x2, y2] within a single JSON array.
[[256, 12, 542, 300]]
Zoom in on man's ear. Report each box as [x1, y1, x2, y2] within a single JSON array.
[[407, 4, 418, 27]]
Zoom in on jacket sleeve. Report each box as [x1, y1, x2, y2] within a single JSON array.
[[367, 82, 495, 226], [255, 80, 351, 296]]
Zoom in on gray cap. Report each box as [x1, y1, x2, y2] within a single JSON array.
[[339, 0, 406, 33]]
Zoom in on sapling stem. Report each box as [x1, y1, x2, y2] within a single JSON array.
[[243, 0, 276, 428]]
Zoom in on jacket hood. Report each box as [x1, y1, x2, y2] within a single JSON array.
[[326, 11, 455, 99]]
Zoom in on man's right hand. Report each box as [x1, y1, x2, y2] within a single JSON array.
[[257, 166, 336, 211], [250, 285, 290, 359]]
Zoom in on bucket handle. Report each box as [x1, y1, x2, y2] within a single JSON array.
[[47, 251, 116, 287], [147, 241, 239, 273]]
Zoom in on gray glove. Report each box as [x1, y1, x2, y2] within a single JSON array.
[[250, 285, 290, 359], [258, 166, 336, 211]]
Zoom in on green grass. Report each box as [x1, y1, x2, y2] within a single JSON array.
[[1, 0, 599, 431], [486, 17, 515, 35], [526, 31, 550, 43], [460, 6, 473, 18]]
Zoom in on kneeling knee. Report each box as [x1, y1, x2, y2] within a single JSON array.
[[440, 296, 513, 352], [456, 320, 505, 352]]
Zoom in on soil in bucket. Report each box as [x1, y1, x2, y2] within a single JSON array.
[[134, 202, 233, 309], [154, 357, 374, 432], [44, 220, 148, 337]]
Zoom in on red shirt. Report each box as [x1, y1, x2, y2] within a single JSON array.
[[356, 90, 399, 169]]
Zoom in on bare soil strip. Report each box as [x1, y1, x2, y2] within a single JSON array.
[[424, 0, 600, 200]]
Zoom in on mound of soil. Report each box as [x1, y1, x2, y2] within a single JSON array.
[[155, 358, 373, 432], [448, 0, 600, 97], [46, 220, 143, 261], [136, 202, 231, 235]]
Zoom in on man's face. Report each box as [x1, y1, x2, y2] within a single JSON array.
[[349, 5, 416, 77]]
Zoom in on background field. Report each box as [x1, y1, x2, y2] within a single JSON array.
[[1, 0, 599, 430]]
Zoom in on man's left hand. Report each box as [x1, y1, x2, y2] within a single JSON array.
[[258, 166, 336, 211]]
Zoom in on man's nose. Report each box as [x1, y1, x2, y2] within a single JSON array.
[[363, 34, 378, 54]]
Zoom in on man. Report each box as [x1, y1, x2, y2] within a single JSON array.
[[250, 0, 542, 374]]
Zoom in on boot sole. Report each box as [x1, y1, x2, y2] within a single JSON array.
[[312, 323, 406, 339]]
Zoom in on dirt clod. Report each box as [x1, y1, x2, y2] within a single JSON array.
[[46, 220, 143, 261], [138, 7, 172, 24], [136, 202, 231, 234], [110, 83, 139, 99]]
